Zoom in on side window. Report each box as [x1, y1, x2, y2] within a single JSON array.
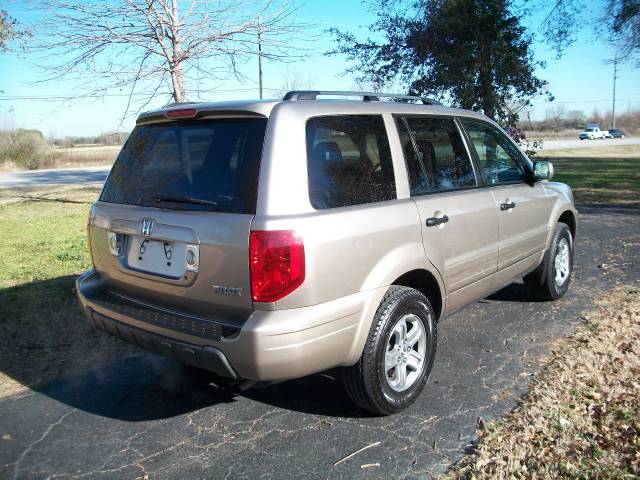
[[306, 115, 396, 209], [397, 116, 477, 194], [461, 119, 526, 185]]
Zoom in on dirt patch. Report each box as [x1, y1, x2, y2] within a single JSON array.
[[0, 185, 101, 205], [444, 286, 640, 479]]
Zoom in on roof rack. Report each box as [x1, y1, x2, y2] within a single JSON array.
[[282, 90, 441, 105]]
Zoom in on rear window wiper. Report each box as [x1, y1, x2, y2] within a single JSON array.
[[151, 194, 218, 207]]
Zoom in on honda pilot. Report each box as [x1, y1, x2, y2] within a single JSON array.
[[77, 91, 577, 414]]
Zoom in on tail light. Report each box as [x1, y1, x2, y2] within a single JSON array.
[[249, 230, 305, 303]]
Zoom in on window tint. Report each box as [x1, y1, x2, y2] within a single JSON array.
[[100, 118, 267, 213], [306, 115, 396, 209], [398, 116, 476, 194], [462, 119, 526, 185]]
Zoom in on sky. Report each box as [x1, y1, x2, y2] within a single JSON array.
[[0, 0, 638, 137]]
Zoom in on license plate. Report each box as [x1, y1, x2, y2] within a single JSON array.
[[126, 236, 186, 278]]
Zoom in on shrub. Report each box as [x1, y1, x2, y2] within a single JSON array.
[[0, 129, 55, 169]]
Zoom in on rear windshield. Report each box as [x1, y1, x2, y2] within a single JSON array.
[[100, 118, 267, 213]]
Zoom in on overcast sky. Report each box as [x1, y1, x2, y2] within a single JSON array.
[[1, 0, 638, 137]]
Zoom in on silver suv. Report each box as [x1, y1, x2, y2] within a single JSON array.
[[77, 91, 577, 415]]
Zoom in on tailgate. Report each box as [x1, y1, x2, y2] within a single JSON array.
[[90, 205, 253, 323], [88, 116, 267, 325]]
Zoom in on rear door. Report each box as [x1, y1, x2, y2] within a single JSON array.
[[396, 116, 499, 308], [91, 116, 267, 324], [460, 118, 552, 271]]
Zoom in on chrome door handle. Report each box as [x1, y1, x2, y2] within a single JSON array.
[[425, 215, 449, 227], [500, 202, 516, 211]]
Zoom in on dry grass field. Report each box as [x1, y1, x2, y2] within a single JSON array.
[[0, 144, 119, 171], [50, 145, 120, 167]]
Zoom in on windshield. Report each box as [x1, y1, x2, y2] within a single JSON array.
[[100, 118, 267, 213]]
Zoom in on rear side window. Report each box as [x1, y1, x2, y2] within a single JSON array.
[[100, 118, 267, 213], [306, 115, 396, 209], [397, 116, 476, 195]]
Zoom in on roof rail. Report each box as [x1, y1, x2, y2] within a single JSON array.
[[282, 90, 441, 105]]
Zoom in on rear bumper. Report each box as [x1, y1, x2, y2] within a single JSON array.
[[77, 269, 381, 381]]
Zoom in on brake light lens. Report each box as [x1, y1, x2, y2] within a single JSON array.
[[166, 108, 197, 118], [249, 230, 305, 303]]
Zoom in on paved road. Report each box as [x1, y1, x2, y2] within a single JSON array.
[[1, 205, 639, 479], [541, 137, 640, 150], [0, 165, 110, 189]]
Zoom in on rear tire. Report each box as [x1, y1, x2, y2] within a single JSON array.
[[524, 223, 573, 300], [342, 286, 437, 415]]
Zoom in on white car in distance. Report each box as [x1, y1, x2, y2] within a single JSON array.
[[579, 127, 611, 140]]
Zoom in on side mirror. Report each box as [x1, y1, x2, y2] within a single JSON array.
[[532, 160, 554, 181]]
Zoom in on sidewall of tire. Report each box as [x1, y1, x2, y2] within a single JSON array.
[[350, 287, 437, 415], [378, 296, 436, 409], [544, 224, 574, 299]]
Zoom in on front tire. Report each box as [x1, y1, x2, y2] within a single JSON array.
[[524, 223, 573, 300], [342, 286, 437, 415]]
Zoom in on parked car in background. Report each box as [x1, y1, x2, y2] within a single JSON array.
[[77, 90, 577, 415], [579, 127, 611, 140], [608, 128, 626, 138]]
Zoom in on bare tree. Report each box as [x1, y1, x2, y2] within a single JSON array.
[[276, 68, 315, 96], [29, 0, 313, 116]]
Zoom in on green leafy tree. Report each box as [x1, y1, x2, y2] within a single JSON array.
[[330, 0, 550, 123]]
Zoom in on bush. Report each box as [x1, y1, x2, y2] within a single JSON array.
[[0, 129, 55, 170]]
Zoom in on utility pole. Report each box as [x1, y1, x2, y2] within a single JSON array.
[[257, 16, 263, 100], [612, 52, 618, 129]]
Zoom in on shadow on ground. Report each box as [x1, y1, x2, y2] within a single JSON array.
[[1, 276, 375, 421], [0, 275, 541, 423]]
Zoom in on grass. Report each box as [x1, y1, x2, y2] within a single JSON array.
[[0, 187, 138, 398], [0, 189, 95, 287], [444, 286, 640, 479], [540, 145, 640, 206]]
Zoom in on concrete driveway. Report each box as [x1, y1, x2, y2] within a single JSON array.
[[1, 205, 639, 479]]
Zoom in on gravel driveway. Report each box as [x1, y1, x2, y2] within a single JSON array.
[[1, 205, 639, 479]]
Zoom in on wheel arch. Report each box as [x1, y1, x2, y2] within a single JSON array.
[[558, 209, 577, 240], [391, 269, 444, 321]]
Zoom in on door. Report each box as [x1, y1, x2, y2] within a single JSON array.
[[396, 116, 499, 300], [460, 119, 552, 272]]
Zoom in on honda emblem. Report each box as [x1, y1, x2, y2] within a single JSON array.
[[141, 218, 154, 237]]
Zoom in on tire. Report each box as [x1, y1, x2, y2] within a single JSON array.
[[342, 286, 437, 415], [524, 223, 573, 300]]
